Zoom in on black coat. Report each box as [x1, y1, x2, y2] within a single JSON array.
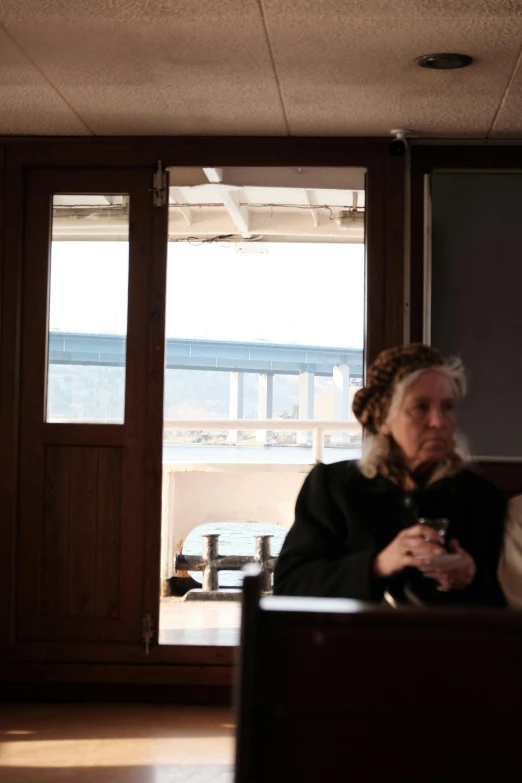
[[273, 460, 507, 606]]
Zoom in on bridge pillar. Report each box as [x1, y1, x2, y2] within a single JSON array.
[[297, 372, 314, 445], [227, 371, 244, 443], [256, 373, 274, 443], [333, 364, 350, 444]]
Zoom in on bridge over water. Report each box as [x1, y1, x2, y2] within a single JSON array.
[[48, 332, 363, 377]]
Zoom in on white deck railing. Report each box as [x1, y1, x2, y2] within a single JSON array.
[[163, 419, 361, 463]]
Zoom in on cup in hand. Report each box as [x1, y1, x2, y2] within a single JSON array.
[[418, 517, 450, 549]]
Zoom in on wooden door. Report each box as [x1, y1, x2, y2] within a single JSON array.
[[15, 168, 167, 657]]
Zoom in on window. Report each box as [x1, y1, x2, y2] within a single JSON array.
[[46, 195, 129, 423]]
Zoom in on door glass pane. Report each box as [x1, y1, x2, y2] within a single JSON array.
[[46, 195, 129, 423]]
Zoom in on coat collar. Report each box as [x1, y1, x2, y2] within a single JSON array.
[[342, 459, 464, 497]]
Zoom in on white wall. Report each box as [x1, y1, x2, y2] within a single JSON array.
[[160, 463, 311, 584]]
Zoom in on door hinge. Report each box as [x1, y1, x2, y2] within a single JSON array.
[[151, 161, 168, 207], [142, 613, 154, 655]]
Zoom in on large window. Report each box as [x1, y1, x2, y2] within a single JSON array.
[[159, 167, 366, 644], [163, 253, 364, 458]]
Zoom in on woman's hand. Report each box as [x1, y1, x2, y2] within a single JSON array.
[[423, 539, 476, 591], [373, 524, 446, 578]]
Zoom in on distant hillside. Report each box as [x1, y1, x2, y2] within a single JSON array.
[[47, 365, 356, 424]]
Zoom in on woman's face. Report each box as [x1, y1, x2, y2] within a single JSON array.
[[382, 370, 456, 469]]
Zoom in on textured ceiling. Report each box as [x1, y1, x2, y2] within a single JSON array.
[[0, 0, 522, 137]]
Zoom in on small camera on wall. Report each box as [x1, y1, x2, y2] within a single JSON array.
[[389, 129, 411, 157]]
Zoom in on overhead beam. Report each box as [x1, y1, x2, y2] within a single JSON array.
[[302, 189, 320, 228], [219, 187, 251, 238], [170, 187, 192, 226], [203, 168, 223, 183]]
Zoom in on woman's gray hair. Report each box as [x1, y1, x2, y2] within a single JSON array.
[[358, 358, 470, 479]]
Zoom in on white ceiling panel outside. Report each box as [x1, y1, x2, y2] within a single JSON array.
[[50, 169, 366, 242]]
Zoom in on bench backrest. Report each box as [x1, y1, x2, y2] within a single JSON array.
[[234, 569, 522, 783]]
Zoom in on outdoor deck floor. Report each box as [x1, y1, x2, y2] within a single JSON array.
[[159, 597, 241, 646]]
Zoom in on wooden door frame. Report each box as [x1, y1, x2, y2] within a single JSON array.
[[16, 167, 165, 646], [0, 137, 407, 696]]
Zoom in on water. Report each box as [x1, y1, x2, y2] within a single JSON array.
[[163, 443, 361, 464]]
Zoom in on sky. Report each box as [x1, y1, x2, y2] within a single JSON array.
[[49, 240, 365, 349]]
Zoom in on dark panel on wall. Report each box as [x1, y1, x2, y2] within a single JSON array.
[[431, 172, 522, 458]]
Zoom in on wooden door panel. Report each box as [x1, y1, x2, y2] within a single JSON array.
[[15, 168, 167, 655], [68, 446, 99, 618], [41, 444, 72, 618], [18, 453, 136, 643], [40, 446, 123, 621], [95, 447, 123, 619]]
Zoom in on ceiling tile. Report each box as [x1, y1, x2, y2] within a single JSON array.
[[490, 52, 522, 137], [0, 24, 90, 134], [2, 0, 522, 137], [0, 1, 287, 136], [261, 0, 522, 137]]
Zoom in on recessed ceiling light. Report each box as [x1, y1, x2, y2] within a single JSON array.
[[416, 53, 473, 70]]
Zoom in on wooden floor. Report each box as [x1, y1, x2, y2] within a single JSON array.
[[0, 702, 235, 782]]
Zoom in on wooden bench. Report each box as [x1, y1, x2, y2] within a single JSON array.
[[234, 566, 522, 783]]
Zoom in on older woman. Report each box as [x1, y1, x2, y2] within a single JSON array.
[[274, 343, 506, 606]]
